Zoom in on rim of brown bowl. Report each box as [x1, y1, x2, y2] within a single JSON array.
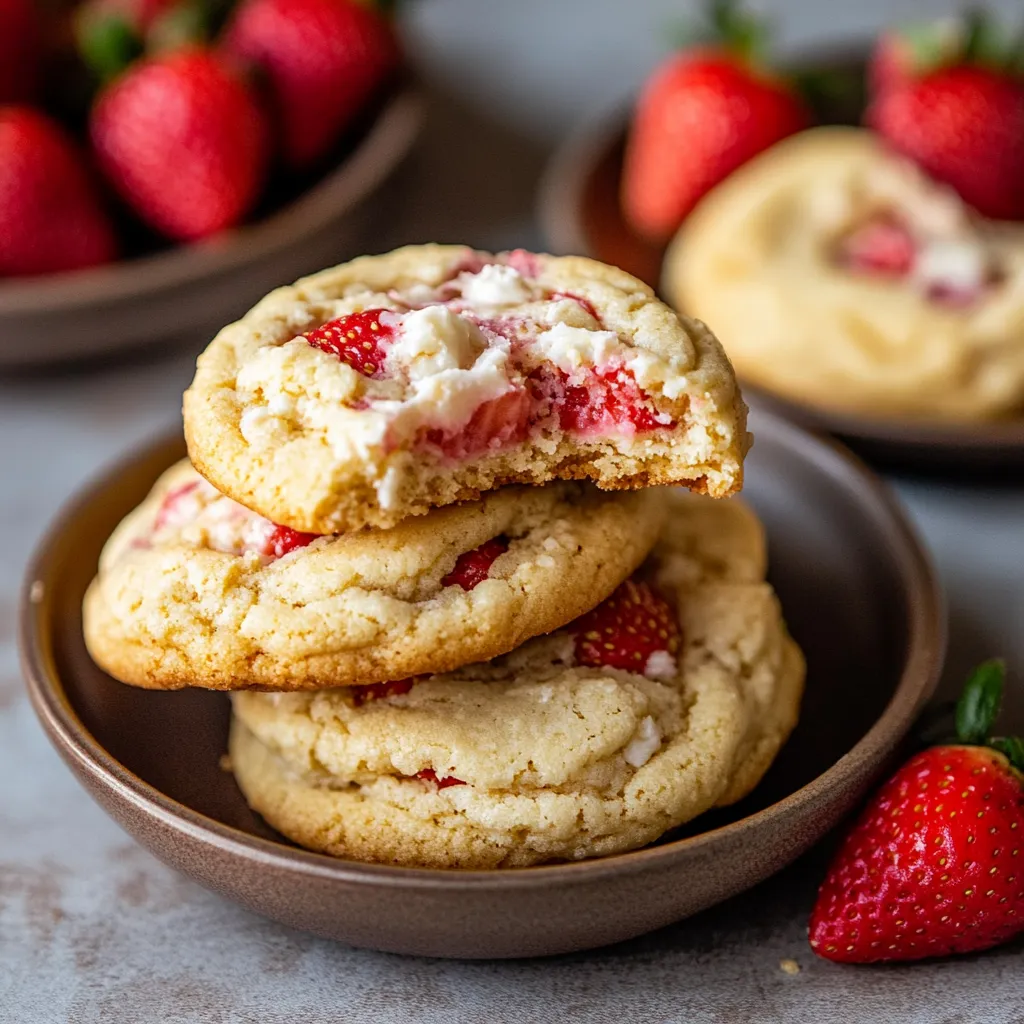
[[20, 415, 944, 926], [537, 100, 1024, 469], [0, 85, 423, 315]]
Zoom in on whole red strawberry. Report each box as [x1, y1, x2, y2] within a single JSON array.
[[810, 660, 1024, 963], [0, 107, 117, 276], [868, 65, 1024, 221], [622, 1, 810, 242], [90, 47, 268, 241], [223, 0, 399, 170], [0, 0, 40, 104]]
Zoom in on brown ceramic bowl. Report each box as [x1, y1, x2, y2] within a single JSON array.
[[21, 412, 944, 959], [538, 102, 1024, 475], [0, 85, 423, 370]]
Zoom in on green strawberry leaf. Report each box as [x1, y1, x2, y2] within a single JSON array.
[[898, 17, 967, 75], [991, 736, 1024, 773], [77, 13, 144, 83], [709, 0, 768, 63], [668, 0, 770, 64], [955, 658, 1006, 745], [148, 2, 209, 51], [1010, 21, 1024, 74], [792, 63, 865, 125], [962, 6, 1014, 69]]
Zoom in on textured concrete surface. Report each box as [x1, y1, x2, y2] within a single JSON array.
[[3, 1, 1024, 1020]]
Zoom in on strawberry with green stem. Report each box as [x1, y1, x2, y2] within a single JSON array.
[[90, 46, 269, 241], [867, 10, 1024, 221], [622, 0, 810, 242], [810, 660, 1024, 963]]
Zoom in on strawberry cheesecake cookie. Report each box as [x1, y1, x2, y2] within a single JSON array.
[[83, 460, 665, 691], [228, 492, 805, 868], [664, 127, 1024, 421], [183, 245, 748, 534]]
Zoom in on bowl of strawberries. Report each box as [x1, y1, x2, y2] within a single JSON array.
[[540, 3, 1024, 471], [0, 0, 422, 367]]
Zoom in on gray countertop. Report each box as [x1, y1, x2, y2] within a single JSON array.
[[3, 2, 1024, 1020]]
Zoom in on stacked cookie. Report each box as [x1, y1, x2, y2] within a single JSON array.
[[84, 244, 804, 869]]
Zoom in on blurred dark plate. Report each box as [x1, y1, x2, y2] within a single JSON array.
[[0, 84, 423, 370], [538, 65, 1024, 476], [21, 412, 944, 958]]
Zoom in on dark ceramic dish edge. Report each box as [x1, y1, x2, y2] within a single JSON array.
[[21, 416, 945, 893]]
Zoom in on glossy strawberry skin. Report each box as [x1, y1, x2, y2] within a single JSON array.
[[223, 0, 399, 170], [0, 0, 40, 104], [810, 745, 1024, 963], [441, 537, 509, 591], [570, 579, 680, 673], [90, 48, 268, 241], [0, 107, 117, 277], [303, 309, 394, 377], [868, 66, 1024, 221], [622, 50, 810, 242]]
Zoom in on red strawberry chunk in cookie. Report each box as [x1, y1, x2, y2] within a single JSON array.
[[504, 248, 541, 277], [350, 678, 415, 706], [303, 309, 394, 377], [570, 579, 680, 675], [421, 387, 531, 460], [262, 524, 317, 558], [441, 536, 509, 590], [154, 481, 201, 529], [532, 365, 669, 436], [838, 215, 915, 277], [415, 768, 466, 789]]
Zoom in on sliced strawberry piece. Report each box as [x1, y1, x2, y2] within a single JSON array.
[[263, 524, 318, 558], [420, 385, 531, 460], [415, 768, 466, 789], [838, 216, 916, 277], [302, 309, 394, 378], [570, 579, 680, 674], [441, 536, 509, 591], [350, 678, 415, 706], [556, 366, 668, 436]]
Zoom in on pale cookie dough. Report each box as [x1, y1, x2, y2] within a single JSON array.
[[664, 127, 1024, 422], [229, 492, 805, 868], [83, 460, 666, 691], [184, 245, 748, 534]]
